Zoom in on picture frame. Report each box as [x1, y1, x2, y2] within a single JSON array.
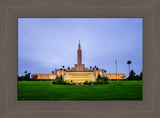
[[0, 0, 160, 118]]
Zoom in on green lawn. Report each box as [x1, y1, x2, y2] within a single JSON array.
[[18, 80, 142, 100]]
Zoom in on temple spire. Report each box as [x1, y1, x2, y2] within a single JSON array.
[[78, 40, 81, 50], [77, 40, 82, 64]]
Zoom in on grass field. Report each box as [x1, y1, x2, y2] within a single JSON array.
[[18, 80, 142, 100]]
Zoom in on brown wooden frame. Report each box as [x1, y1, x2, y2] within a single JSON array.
[[0, 0, 160, 118]]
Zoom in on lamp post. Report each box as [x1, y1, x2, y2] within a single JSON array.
[[115, 60, 117, 80]]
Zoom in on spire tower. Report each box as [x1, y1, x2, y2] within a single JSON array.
[[78, 40, 82, 64], [74, 40, 85, 71], [78, 40, 81, 49]]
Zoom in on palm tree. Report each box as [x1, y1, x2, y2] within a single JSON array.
[[62, 65, 65, 69], [96, 68, 99, 70], [24, 70, 27, 74], [127, 61, 132, 76], [94, 66, 97, 68], [68, 67, 70, 69], [90, 66, 92, 69], [52, 71, 54, 74], [104, 70, 107, 73]]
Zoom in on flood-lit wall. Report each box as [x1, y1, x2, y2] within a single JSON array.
[[94, 69, 104, 77], [33, 72, 126, 80], [104, 74, 126, 79], [64, 72, 96, 83], [32, 74, 56, 79]]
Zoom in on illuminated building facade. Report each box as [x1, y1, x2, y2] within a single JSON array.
[[33, 41, 126, 81]]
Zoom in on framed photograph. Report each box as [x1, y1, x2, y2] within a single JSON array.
[[0, 0, 160, 118], [18, 18, 142, 101]]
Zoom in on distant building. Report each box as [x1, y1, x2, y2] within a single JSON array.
[[104, 74, 126, 80], [32, 41, 126, 82]]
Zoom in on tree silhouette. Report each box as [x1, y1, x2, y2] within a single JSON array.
[[62, 65, 65, 69], [97, 74, 101, 82], [24, 70, 27, 74], [25, 73, 31, 80], [90, 66, 92, 69], [68, 67, 70, 69], [104, 70, 107, 73], [127, 61, 132, 76], [139, 71, 143, 80], [128, 69, 136, 80], [52, 71, 54, 74], [129, 70, 136, 77]]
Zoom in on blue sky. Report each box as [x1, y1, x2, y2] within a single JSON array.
[[18, 18, 142, 77]]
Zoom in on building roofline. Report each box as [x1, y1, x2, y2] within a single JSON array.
[[32, 73, 55, 75], [104, 73, 126, 74]]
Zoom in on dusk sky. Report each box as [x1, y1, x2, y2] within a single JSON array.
[[18, 18, 142, 77]]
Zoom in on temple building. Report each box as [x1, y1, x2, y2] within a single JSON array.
[[32, 41, 126, 82]]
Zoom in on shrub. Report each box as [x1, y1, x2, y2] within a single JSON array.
[[52, 75, 109, 85], [52, 75, 72, 85], [83, 81, 95, 85], [52, 81, 57, 84], [95, 75, 109, 84], [95, 81, 98, 84], [96, 74, 101, 82]]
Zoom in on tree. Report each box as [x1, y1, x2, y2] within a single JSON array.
[[96, 68, 99, 70], [68, 67, 70, 69], [24, 70, 27, 74], [62, 65, 65, 69], [101, 76, 108, 81], [104, 70, 107, 73], [59, 75, 63, 81], [23, 70, 31, 80], [130, 70, 136, 77], [127, 61, 132, 76], [18, 70, 31, 81], [93, 68, 95, 70], [127, 70, 143, 80], [97, 74, 101, 82], [127, 69, 136, 80], [25, 73, 31, 80], [94, 66, 97, 68], [90, 66, 92, 69], [53, 75, 65, 84], [52, 71, 54, 74], [138, 71, 143, 80], [18, 75, 25, 81], [56, 75, 64, 83]]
